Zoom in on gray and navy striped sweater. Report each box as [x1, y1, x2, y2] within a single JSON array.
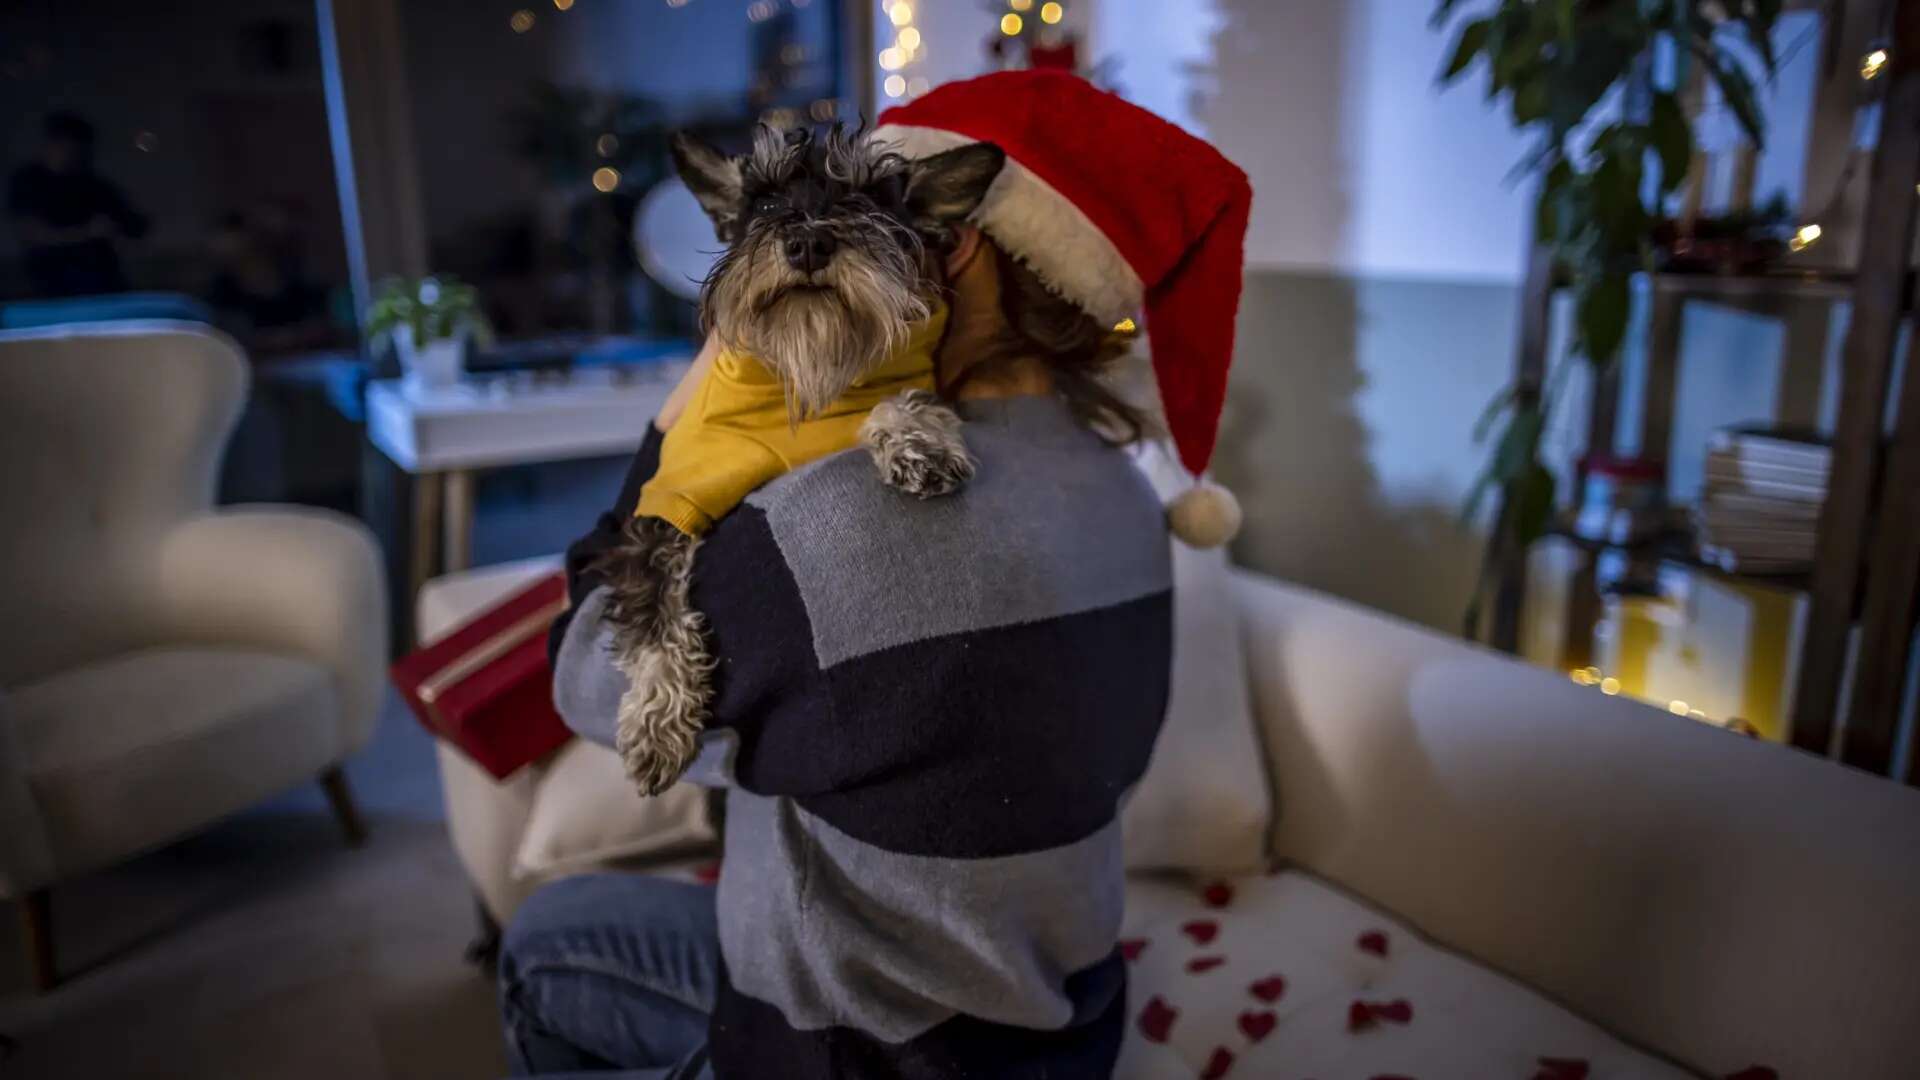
[[552, 394, 1173, 1079]]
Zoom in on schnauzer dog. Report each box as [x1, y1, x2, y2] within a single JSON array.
[[600, 124, 1006, 795]]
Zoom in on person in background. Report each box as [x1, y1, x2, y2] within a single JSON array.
[[7, 111, 148, 298], [204, 201, 340, 357]]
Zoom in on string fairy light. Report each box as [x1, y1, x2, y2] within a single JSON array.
[[880, 0, 927, 100], [1860, 46, 1889, 80]]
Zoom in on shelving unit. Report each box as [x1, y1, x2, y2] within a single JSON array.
[[1486, 2, 1920, 784]]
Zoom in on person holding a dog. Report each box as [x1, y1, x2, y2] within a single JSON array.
[[512, 71, 1251, 1080]]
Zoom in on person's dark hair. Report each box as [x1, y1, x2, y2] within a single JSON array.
[[942, 239, 1149, 445], [43, 111, 95, 146]]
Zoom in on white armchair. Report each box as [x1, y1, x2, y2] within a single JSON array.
[[0, 321, 387, 990]]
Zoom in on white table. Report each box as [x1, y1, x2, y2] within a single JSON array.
[[364, 364, 688, 609]]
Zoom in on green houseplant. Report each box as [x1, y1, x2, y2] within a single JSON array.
[[364, 275, 494, 391], [1434, 0, 1782, 637]]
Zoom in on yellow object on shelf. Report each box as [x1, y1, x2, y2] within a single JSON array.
[[1529, 539, 1801, 740]]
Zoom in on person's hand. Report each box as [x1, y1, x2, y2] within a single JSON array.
[[657, 333, 718, 432]]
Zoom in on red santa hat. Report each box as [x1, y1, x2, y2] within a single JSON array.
[[878, 70, 1252, 547]]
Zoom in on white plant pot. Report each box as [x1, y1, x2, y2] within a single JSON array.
[[394, 325, 466, 392]]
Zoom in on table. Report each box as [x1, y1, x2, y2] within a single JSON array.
[[364, 363, 688, 618]]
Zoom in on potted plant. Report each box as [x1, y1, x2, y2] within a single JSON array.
[[364, 275, 494, 391], [1434, 0, 1782, 637]]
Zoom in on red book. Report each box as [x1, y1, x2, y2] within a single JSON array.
[[391, 572, 572, 779]]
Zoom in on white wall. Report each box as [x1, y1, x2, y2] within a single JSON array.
[[1091, 0, 1534, 282]]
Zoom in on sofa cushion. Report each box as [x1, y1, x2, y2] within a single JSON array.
[[513, 738, 714, 881], [1123, 443, 1271, 874], [1114, 870, 1766, 1080], [10, 647, 339, 878]]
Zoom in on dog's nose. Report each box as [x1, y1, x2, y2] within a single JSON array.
[[784, 229, 837, 274]]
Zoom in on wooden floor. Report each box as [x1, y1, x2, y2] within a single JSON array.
[[0, 695, 507, 1080]]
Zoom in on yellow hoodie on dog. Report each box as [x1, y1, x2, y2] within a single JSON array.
[[635, 304, 947, 535]]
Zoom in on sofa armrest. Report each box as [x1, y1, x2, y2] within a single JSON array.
[[0, 690, 54, 896], [153, 507, 387, 756], [1229, 568, 1920, 1078]]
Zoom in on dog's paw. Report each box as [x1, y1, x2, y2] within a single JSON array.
[[861, 389, 975, 499]]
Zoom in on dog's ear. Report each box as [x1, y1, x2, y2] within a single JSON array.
[[905, 142, 1005, 229], [670, 131, 744, 242]]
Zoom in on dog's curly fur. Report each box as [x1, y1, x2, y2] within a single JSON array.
[[596, 518, 712, 796]]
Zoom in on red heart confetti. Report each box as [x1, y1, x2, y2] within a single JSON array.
[[1202, 881, 1235, 908], [1118, 938, 1147, 962], [1533, 1058, 1590, 1080], [1200, 1047, 1236, 1079], [693, 861, 721, 884], [1724, 1070, 1777, 1080], [1136, 995, 1178, 1043], [1248, 975, 1286, 1002], [1181, 919, 1220, 945], [1237, 1009, 1277, 1042], [1186, 956, 1226, 974], [1356, 930, 1389, 957], [1347, 998, 1413, 1031]]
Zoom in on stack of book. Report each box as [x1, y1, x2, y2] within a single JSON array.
[[1693, 425, 1831, 574]]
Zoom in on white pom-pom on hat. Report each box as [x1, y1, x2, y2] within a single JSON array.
[[1167, 481, 1241, 548]]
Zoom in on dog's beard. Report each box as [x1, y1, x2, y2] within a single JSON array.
[[704, 224, 932, 422]]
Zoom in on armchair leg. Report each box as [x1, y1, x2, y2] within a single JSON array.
[[20, 888, 54, 992], [319, 766, 368, 847]]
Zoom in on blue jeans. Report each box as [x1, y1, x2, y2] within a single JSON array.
[[499, 874, 720, 1079]]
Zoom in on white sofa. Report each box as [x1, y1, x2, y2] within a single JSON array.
[[424, 558, 1920, 1078], [0, 322, 388, 991]]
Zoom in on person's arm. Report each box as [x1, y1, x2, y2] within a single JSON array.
[[97, 179, 148, 239]]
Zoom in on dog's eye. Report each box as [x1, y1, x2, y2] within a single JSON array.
[[752, 196, 782, 217]]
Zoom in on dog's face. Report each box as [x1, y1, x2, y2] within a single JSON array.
[[672, 125, 1004, 420]]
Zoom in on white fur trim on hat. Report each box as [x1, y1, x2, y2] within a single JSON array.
[[875, 123, 1144, 328]]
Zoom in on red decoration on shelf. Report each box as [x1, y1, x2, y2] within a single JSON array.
[[1356, 929, 1390, 956], [1118, 938, 1148, 962], [1202, 881, 1235, 908], [1136, 995, 1178, 1043], [1186, 956, 1226, 974]]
